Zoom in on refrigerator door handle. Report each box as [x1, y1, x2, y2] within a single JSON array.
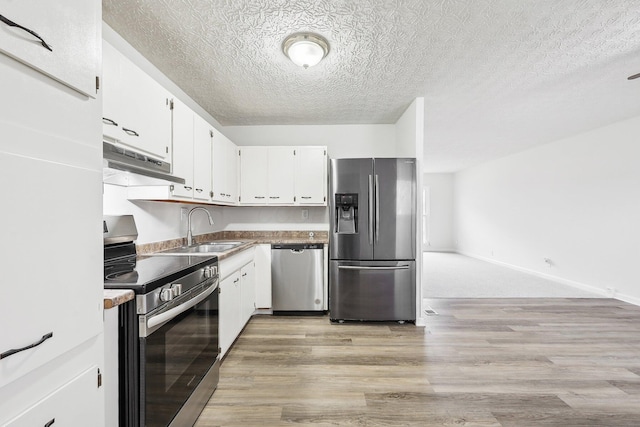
[[375, 174, 380, 242], [338, 265, 410, 271], [368, 174, 374, 245]]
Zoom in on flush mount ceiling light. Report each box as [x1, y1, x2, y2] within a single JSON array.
[[282, 33, 329, 69]]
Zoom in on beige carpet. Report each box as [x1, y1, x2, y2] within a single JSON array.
[[423, 252, 600, 298]]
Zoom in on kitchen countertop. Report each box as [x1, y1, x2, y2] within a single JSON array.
[[105, 231, 327, 308], [104, 289, 135, 309], [137, 230, 328, 256]]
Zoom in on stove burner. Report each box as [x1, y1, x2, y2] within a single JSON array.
[[105, 270, 139, 282], [104, 260, 136, 282]]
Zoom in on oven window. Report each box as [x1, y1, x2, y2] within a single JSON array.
[[141, 291, 219, 427]]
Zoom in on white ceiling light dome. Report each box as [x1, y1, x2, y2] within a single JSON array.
[[282, 33, 329, 68]]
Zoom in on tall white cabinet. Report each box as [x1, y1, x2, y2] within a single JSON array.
[[0, 1, 104, 425]]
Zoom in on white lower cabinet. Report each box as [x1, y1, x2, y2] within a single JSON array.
[[219, 270, 241, 357], [254, 244, 272, 309], [219, 248, 256, 358], [5, 367, 101, 427], [240, 262, 256, 325]]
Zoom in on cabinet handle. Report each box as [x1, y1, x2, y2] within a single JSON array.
[[44, 419, 55, 427], [195, 188, 203, 193], [1, 332, 53, 360], [0, 15, 53, 52], [242, 273, 247, 277], [122, 127, 139, 137], [233, 278, 240, 284], [102, 117, 118, 126], [254, 196, 265, 199], [269, 196, 280, 199], [184, 186, 193, 191], [301, 196, 312, 199]]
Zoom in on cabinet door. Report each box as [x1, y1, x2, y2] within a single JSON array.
[[212, 131, 237, 205], [267, 147, 295, 204], [211, 131, 226, 203], [193, 114, 213, 202], [170, 98, 194, 199], [254, 244, 272, 309], [219, 271, 241, 357], [225, 138, 239, 204], [102, 41, 171, 161], [295, 146, 327, 205], [4, 367, 102, 427], [0, 151, 103, 389], [240, 262, 256, 327], [0, 0, 99, 97], [239, 147, 268, 204]]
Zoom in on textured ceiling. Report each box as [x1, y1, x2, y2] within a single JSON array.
[[103, 0, 640, 172]]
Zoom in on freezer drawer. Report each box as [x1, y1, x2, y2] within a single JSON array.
[[329, 260, 415, 322], [271, 244, 324, 312]]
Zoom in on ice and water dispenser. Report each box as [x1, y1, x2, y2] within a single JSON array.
[[334, 193, 358, 234]]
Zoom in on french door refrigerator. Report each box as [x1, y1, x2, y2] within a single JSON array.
[[329, 158, 416, 322]]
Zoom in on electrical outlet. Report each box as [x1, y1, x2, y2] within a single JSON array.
[[180, 207, 188, 221], [301, 209, 309, 220]]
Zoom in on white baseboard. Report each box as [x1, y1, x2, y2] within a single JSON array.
[[455, 250, 640, 302]]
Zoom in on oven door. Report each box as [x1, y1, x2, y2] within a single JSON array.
[[139, 281, 219, 427]]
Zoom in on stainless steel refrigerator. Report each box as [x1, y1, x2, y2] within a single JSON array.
[[329, 158, 416, 322]]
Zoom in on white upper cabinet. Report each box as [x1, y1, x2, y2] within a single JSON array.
[[239, 146, 327, 206], [267, 147, 295, 205], [0, 0, 100, 97], [193, 114, 213, 202], [212, 130, 239, 205], [239, 147, 269, 205], [102, 40, 172, 161], [295, 146, 327, 205], [169, 98, 195, 199], [128, 99, 223, 205]]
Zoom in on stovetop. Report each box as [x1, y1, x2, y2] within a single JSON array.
[[104, 254, 217, 295]]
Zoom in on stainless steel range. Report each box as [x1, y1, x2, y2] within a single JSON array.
[[104, 215, 219, 427]]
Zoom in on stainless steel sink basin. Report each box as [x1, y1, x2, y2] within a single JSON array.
[[158, 241, 245, 255]]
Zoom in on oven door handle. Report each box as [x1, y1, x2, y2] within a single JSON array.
[[147, 282, 217, 331]]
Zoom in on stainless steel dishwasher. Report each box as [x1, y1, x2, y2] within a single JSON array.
[[271, 243, 324, 313]]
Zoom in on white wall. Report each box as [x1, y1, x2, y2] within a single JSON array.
[[423, 173, 455, 252], [394, 98, 425, 325], [103, 184, 224, 244], [454, 115, 640, 303], [395, 98, 424, 159], [224, 124, 396, 157]]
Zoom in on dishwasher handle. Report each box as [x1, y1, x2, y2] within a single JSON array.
[[271, 243, 323, 250]]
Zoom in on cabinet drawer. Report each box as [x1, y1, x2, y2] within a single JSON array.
[[5, 367, 101, 427], [0, 152, 103, 388], [0, 0, 99, 97]]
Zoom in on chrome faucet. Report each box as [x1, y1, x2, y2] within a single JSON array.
[[187, 207, 214, 246]]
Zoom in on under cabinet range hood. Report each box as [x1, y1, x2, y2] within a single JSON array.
[[103, 141, 185, 184]]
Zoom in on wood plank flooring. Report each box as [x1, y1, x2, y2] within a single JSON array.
[[195, 298, 640, 426]]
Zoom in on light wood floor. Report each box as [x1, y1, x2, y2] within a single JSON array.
[[196, 298, 640, 426]]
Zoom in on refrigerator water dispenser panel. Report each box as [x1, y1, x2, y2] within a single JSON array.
[[335, 193, 358, 234]]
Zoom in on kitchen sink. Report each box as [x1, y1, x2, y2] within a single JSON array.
[[158, 241, 245, 255]]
